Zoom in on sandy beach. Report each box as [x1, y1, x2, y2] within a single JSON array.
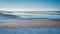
[[0, 22, 60, 27]]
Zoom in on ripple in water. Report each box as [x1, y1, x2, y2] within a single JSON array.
[[0, 27, 60, 34]]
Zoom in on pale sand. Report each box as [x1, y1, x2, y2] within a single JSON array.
[[17, 11, 56, 14], [0, 22, 60, 27], [0, 11, 60, 15]]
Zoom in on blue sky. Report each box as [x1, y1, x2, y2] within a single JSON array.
[[0, 0, 60, 11]]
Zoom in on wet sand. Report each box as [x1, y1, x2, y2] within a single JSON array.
[[0, 11, 60, 15], [0, 22, 60, 27], [24, 11, 60, 15]]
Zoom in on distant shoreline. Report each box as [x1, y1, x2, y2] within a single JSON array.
[[0, 11, 60, 15]]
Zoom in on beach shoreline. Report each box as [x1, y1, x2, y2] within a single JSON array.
[[0, 22, 60, 28]]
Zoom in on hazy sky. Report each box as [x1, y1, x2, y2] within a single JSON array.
[[0, 0, 60, 11]]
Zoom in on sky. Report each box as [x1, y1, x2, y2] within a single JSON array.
[[0, 0, 60, 11]]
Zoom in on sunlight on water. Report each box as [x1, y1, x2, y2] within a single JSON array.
[[2, 12, 60, 19], [0, 12, 60, 22]]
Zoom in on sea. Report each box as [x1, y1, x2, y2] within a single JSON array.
[[0, 11, 60, 34]]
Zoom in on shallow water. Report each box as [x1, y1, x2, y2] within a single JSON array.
[[0, 27, 60, 34]]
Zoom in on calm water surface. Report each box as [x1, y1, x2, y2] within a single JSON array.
[[0, 27, 60, 34]]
